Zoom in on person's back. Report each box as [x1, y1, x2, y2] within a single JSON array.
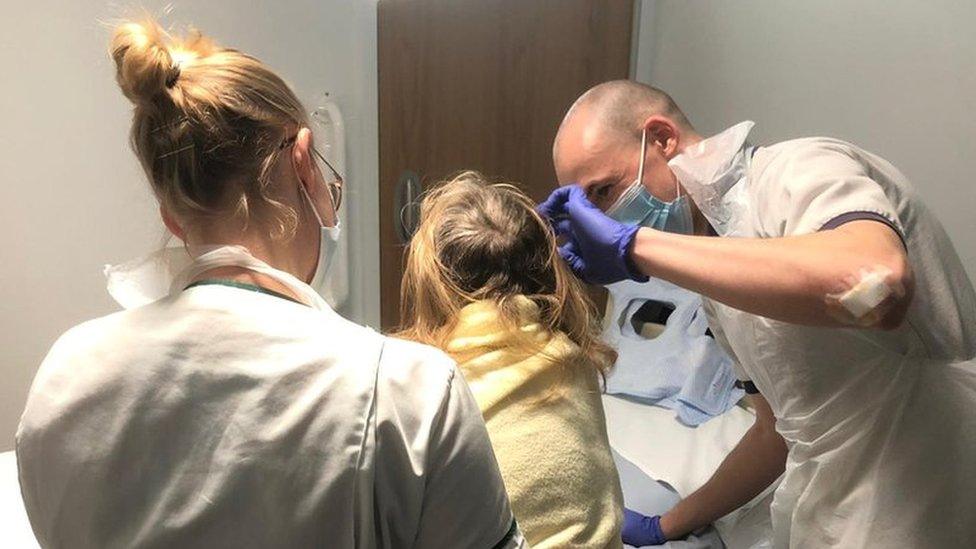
[[400, 173, 624, 548], [16, 20, 523, 548], [447, 298, 622, 548], [18, 285, 516, 548]]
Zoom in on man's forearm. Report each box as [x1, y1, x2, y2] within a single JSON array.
[[659, 412, 787, 539], [629, 220, 911, 327]]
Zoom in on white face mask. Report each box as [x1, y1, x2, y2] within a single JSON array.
[[297, 181, 341, 299]]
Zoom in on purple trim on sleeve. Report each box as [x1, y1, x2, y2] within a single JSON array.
[[820, 211, 906, 248]]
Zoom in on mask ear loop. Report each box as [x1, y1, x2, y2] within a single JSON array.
[[285, 129, 342, 231], [637, 128, 647, 185], [298, 181, 326, 228], [606, 128, 652, 217], [674, 169, 683, 201], [293, 145, 338, 230], [664, 131, 682, 201]]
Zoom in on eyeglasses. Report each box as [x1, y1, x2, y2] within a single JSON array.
[[279, 135, 343, 211]]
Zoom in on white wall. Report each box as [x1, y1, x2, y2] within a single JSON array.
[[635, 0, 976, 280], [0, 0, 380, 451]]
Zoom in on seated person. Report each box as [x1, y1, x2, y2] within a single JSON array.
[[399, 172, 625, 548]]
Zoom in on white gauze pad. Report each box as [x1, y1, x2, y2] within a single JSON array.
[[837, 268, 894, 318]]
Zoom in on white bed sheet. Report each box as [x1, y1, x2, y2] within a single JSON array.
[[603, 395, 776, 549]]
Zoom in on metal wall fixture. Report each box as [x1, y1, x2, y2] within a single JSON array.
[[395, 170, 423, 244]]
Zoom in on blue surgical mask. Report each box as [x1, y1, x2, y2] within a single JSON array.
[[606, 129, 694, 234]]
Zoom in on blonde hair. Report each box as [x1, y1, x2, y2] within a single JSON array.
[[110, 18, 308, 237], [399, 171, 615, 379]]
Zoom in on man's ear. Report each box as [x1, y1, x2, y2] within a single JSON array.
[[160, 206, 185, 241], [292, 127, 315, 192], [641, 115, 682, 159]]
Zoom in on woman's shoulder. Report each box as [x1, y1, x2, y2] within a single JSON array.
[[38, 310, 134, 368], [375, 336, 460, 395], [372, 337, 478, 452]]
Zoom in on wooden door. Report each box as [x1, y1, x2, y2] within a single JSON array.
[[378, 0, 634, 328]]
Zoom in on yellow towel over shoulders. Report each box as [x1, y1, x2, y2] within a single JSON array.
[[447, 297, 624, 549]]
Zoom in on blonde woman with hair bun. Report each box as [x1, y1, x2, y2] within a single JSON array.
[[16, 19, 524, 549], [400, 172, 625, 548]]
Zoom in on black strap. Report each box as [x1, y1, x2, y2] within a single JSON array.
[[490, 518, 520, 549], [735, 379, 760, 395]]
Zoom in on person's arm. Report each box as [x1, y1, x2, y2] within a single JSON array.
[[375, 341, 525, 548], [630, 219, 913, 328], [539, 144, 916, 329], [658, 393, 786, 539], [411, 366, 526, 549]]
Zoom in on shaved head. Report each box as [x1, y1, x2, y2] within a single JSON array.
[[552, 81, 701, 211], [555, 80, 694, 162]]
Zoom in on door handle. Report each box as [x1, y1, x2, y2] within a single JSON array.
[[395, 170, 422, 244]]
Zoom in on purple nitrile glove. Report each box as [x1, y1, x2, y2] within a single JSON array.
[[536, 185, 649, 285], [622, 509, 668, 546]]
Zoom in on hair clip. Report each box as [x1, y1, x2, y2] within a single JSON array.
[[156, 143, 195, 159], [150, 116, 190, 135]]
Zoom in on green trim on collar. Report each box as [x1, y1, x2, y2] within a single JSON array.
[[185, 279, 304, 306]]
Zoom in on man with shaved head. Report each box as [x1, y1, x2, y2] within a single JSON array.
[[541, 81, 976, 547], [553, 82, 702, 228]]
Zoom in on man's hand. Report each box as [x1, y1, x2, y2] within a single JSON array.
[[653, 394, 786, 540], [537, 185, 648, 284], [622, 509, 668, 546]]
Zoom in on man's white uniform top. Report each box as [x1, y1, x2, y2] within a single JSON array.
[[692, 123, 976, 548]]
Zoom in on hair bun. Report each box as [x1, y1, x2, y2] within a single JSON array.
[[111, 21, 178, 104]]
